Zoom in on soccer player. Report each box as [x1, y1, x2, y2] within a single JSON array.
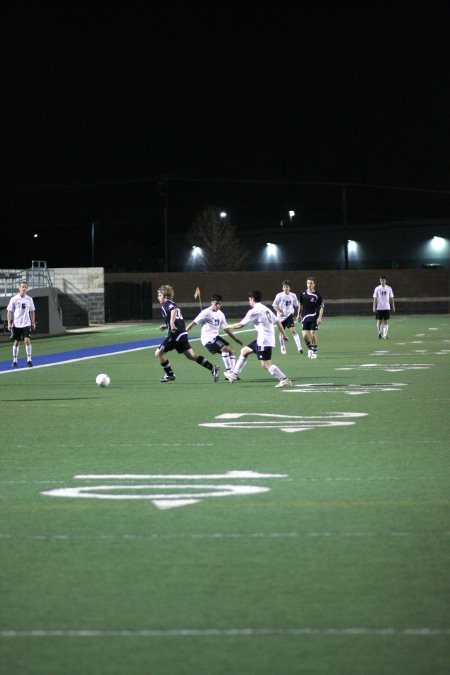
[[225, 290, 292, 388], [7, 282, 36, 368], [297, 277, 324, 359], [186, 294, 243, 380], [155, 285, 219, 383], [272, 280, 303, 354], [373, 276, 395, 339]]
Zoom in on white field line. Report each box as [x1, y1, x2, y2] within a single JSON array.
[[1, 627, 449, 637], [1, 531, 448, 542]]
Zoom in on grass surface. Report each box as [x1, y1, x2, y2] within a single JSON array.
[[0, 316, 449, 674]]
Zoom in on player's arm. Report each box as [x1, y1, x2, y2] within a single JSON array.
[[372, 297, 377, 313], [30, 310, 36, 329], [225, 321, 243, 331], [276, 320, 289, 341], [223, 326, 243, 345], [296, 303, 302, 322], [169, 308, 178, 332], [317, 304, 324, 325], [391, 296, 396, 312], [272, 302, 282, 316], [7, 309, 13, 329], [185, 320, 196, 332]]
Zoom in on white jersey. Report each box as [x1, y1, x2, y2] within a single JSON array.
[[7, 293, 35, 328], [193, 306, 228, 346], [239, 302, 277, 348], [373, 284, 394, 310], [272, 291, 299, 320]]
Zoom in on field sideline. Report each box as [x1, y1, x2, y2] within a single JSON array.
[[0, 316, 449, 674]]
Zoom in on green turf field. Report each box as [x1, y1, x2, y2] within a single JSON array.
[[1, 316, 449, 674]]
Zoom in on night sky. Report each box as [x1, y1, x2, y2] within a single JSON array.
[[3, 2, 449, 269]]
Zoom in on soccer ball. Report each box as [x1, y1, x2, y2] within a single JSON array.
[[96, 373, 111, 387]]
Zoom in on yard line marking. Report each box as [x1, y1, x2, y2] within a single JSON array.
[[41, 471, 286, 510], [75, 471, 287, 480], [201, 412, 367, 433], [1, 627, 449, 637], [285, 383, 407, 395]]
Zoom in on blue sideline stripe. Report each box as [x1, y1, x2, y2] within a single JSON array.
[[0, 338, 166, 373]]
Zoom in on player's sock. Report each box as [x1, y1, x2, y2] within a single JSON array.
[[221, 351, 232, 371], [12, 346, 19, 362], [233, 356, 247, 375], [293, 333, 302, 350], [269, 364, 287, 381], [229, 354, 236, 370], [161, 360, 174, 377], [26, 345, 32, 361], [196, 355, 213, 370]]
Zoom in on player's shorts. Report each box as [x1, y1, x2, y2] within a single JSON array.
[[204, 335, 230, 355], [281, 315, 295, 329], [301, 319, 318, 332], [248, 339, 272, 361], [376, 310, 390, 320], [11, 326, 32, 341], [158, 333, 191, 354]]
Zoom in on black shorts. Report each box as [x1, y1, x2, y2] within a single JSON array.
[[159, 334, 191, 354], [376, 310, 390, 320], [301, 319, 318, 332], [205, 336, 230, 355], [248, 339, 272, 361], [281, 315, 295, 329], [11, 326, 32, 341]]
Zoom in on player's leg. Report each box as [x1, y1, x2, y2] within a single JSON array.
[[228, 344, 253, 381], [310, 330, 318, 358], [24, 334, 33, 366], [12, 336, 19, 367], [185, 347, 219, 381], [290, 325, 303, 353], [155, 340, 176, 382]]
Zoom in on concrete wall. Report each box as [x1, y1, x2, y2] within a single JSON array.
[[53, 267, 105, 326], [105, 269, 449, 303]]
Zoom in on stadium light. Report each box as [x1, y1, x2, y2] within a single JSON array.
[[431, 236, 446, 252], [219, 211, 227, 219]]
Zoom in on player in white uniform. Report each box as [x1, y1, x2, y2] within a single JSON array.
[[186, 294, 243, 379], [272, 280, 303, 354], [372, 276, 395, 339], [225, 290, 292, 388], [7, 282, 36, 367]]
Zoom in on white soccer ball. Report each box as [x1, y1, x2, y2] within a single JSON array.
[[96, 373, 111, 387]]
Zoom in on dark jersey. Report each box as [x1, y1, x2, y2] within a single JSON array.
[[161, 299, 187, 337], [299, 290, 324, 321]]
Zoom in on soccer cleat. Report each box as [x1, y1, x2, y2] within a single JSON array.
[[160, 374, 176, 382], [378, 333, 382, 339], [27, 361, 33, 367], [310, 353, 318, 359], [212, 365, 220, 382], [298, 348, 304, 354], [225, 371, 237, 382], [307, 349, 312, 359], [12, 361, 18, 368], [274, 378, 293, 388]]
